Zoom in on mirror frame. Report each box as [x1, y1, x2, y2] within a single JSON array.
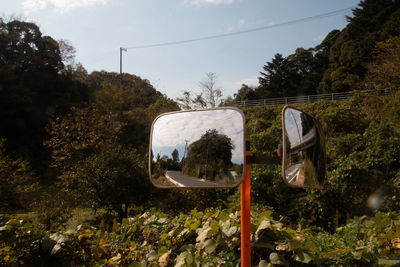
[[148, 107, 247, 189], [281, 105, 326, 190]]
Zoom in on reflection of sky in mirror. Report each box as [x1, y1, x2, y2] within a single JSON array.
[[285, 109, 303, 144], [152, 109, 244, 164]]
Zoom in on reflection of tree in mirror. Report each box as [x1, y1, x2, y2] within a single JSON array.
[[301, 157, 318, 187], [172, 149, 179, 165], [184, 129, 239, 183], [300, 113, 314, 136], [150, 152, 177, 186]]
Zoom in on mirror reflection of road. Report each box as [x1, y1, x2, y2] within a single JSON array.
[[165, 170, 226, 188], [285, 163, 302, 183]]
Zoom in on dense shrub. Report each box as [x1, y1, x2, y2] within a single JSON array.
[[246, 93, 400, 230], [1, 208, 400, 266]]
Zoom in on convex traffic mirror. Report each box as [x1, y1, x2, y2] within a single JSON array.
[[282, 106, 326, 189], [149, 107, 246, 188]]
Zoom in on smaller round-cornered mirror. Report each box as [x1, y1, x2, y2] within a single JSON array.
[[149, 107, 246, 188], [282, 106, 326, 189]]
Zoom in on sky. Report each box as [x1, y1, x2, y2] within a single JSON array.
[[151, 108, 244, 164], [285, 108, 303, 144], [1, 0, 361, 100]]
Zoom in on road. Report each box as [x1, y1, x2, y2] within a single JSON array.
[[285, 163, 302, 184], [165, 170, 228, 188]]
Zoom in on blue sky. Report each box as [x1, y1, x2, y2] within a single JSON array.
[[1, 0, 360, 100], [152, 108, 244, 164]]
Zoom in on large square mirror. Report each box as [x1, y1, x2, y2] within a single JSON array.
[[149, 107, 246, 188]]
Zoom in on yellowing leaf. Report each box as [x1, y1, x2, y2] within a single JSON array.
[[392, 238, 400, 249], [158, 251, 171, 266]]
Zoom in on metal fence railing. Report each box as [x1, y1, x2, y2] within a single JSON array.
[[231, 89, 393, 108]]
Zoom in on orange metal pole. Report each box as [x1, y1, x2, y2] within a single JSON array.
[[241, 150, 251, 267]]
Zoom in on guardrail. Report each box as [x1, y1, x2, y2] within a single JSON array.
[[231, 89, 393, 108]]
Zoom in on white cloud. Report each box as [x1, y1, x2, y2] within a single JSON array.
[[152, 108, 245, 164], [22, 0, 109, 13], [184, 0, 235, 7]]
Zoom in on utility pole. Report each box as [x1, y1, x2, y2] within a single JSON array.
[[120, 47, 127, 88]]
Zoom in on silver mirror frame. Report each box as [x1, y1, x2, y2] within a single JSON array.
[[282, 105, 326, 190], [149, 107, 247, 189]]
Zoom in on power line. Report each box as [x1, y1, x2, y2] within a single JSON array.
[[124, 7, 353, 50]]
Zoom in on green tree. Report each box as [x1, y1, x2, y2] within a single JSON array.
[[44, 107, 121, 184], [0, 139, 36, 211], [0, 19, 89, 171], [58, 39, 88, 82], [80, 144, 151, 222], [172, 148, 179, 164], [233, 84, 258, 102], [186, 129, 234, 179], [176, 91, 207, 110], [86, 71, 162, 109], [317, 0, 400, 92], [257, 53, 301, 98], [365, 37, 400, 90]]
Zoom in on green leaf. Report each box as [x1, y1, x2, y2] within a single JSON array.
[[160, 233, 169, 240], [175, 251, 193, 267], [208, 220, 219, 236], [269, 252, 288, 266], [189, 220, 201, 231], [295, 251, 313, 264], [256, 219, 272, 234], [258, 210, 273, 223], [146, 250, 157, 261], [204, 239, 217, 254]]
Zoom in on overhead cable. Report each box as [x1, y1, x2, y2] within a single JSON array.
[[124, 7, 353, 50]]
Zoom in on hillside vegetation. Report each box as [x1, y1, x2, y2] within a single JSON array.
[[233, 0, 400, 101], [1, 0, 400, 265]]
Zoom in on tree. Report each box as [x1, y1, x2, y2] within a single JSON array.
[[0, 19, 90, 171], [185, 129, 234, 179], [0, 139, 36, 211], [199, 72, 222, 108], [286, 48, 319, 95], [317, 0, 400, 92], [233, 84, 258, 102], [44, 107, 121, 184], [364, 37, 400, 90], [257, 53, 298, 98], [0, 19, 63, 72], [176, 72, 223, 109], [58, 39, 76, 67], [58, 39, 88, 82], [89, 74, 179, 150], [80, 144, 151, 222], [176, 91, 207, 110], [86, 71, 162, 109], [172, 149, 179, 164]]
